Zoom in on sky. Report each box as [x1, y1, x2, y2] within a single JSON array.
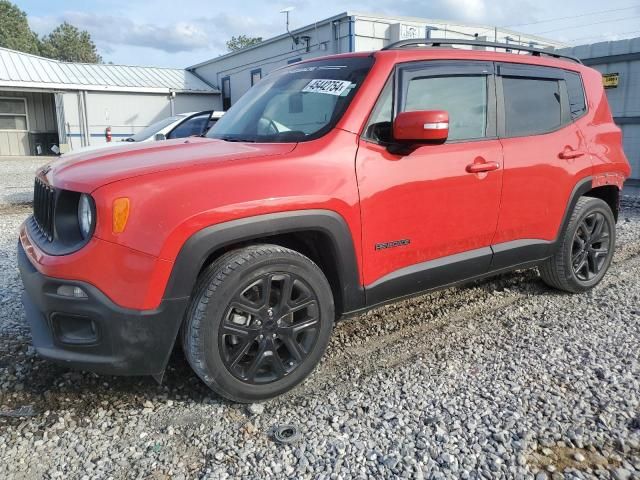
[[14, 0, 640, 68]]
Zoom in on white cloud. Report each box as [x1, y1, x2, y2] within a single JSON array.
[[28, 11, 280, 55], [364, 0, 541, 26], [443, 0, 487, 22]]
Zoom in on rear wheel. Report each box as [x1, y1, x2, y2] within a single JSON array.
[[540, 197, 615, 293], [182, 245, 334, 403]]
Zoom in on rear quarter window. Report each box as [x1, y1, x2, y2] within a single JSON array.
[[565, 71, 587, 120]]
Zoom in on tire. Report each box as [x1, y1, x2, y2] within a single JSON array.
[[182, 244, 334, 403], [540, 197, 616, 293]]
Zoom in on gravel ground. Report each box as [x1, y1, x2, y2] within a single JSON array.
[[0, 194, 639, 479], [0, 157, 49, 205]]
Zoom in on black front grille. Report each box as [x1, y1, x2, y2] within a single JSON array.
[[33, 178, 55, 242]]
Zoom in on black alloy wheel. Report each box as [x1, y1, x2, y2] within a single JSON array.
[[220, 272, 320, 384], [571, 211, 612, 281], [182, 244, 334, 403], [540, 196, 616, 293]]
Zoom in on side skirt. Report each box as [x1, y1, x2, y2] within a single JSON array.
[[349, 240, 553, 317]]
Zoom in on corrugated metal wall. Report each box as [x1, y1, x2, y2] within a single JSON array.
[[560, 38, 640, 180], [0, 91, 57, 156]]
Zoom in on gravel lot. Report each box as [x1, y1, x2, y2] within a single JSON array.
[[0, 157, 49, 205], [0, 184, 639, 479]]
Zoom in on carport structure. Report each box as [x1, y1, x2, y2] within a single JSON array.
[[0, 47, 220, 156]]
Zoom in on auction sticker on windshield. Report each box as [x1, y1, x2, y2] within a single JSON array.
[[302, 79, 353, 96]]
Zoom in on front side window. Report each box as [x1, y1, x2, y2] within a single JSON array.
[[403, 76, 488, 141], [503, 77, 561, 137], [207, 56, 374, 143], [168, 113, 209, 139], [363, 77, 393, 142], [0, 98, 27, 131], [127, 116, 180, 142]]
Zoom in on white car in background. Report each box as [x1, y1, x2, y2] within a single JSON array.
[[66, 110, 224, 155]]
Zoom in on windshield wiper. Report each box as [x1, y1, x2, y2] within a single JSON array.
[[219, 136, 256, 143]]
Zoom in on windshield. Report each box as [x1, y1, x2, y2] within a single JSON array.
[[127, 116, 181, 142], [207, 56, 374, 143]]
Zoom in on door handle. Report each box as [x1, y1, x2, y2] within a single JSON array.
[[558, 147, 586, 159], [466, 161, 500, 174]]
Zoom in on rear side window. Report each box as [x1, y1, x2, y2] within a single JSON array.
[[565, 72, 587, 119], [502, 77, 561, 137]]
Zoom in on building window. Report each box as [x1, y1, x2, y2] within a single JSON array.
[[287, 58, 302, 65], [221, 76, 231, 111], [0, 97, 28, 131], [251, 68, 262, 87]]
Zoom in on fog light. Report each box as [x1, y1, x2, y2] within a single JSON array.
[[56, 285, 88, 298], [51, 313, 97, 345]]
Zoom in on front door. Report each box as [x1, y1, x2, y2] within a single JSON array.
[[356, 61, 503, 305]]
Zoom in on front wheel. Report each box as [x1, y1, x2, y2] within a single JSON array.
[[182, 245, 334, 403], [540, 196, 616, 293]]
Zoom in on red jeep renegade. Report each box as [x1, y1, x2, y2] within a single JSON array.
[[18, 40, 631, 402]]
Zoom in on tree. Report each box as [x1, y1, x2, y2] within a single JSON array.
[[226, 35, 263, 52], [0, 1, 40, 55], [40, 22, 102, 63]]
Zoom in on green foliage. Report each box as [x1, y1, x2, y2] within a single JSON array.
[[226, 35, 263, 52], [0, 2, 102, 63], [0, 0, 40, 54], [40, 22, 102, 63]]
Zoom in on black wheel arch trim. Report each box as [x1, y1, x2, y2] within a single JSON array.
[[163, 209, 366, 315], [557, 176, 594, 241]]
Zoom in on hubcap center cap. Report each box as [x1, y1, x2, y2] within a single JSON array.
[[263, 307, 278, 331]]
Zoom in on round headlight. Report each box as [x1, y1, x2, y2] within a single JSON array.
[[78, 194, 93, 239]]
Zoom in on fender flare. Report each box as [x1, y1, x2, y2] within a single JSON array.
[[555, 176, 593, 242], [163, 209, 366, 314]]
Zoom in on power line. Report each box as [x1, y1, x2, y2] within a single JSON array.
[[503, 5, 640, 27], [533, 15, 640, 34]]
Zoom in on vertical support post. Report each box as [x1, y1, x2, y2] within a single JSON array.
[[81, 91, 90, 146]]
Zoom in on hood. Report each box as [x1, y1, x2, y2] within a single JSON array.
[[45, 137, 297, 192], [62, 140, 137, 156]]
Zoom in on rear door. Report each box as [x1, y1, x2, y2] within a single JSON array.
[[492, 63, 592, 267], [356, 61, 504, 303]]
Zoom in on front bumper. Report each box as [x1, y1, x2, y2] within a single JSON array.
[[18, 241, 189, 376]]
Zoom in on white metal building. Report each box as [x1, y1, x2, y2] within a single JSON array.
[[188, 11, 567, 108], [0, 47, 220, 156]]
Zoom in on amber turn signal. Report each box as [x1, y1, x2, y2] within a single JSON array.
[[112, 198, 130, 233]]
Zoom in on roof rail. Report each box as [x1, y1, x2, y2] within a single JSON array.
[[381, 39, 582, 64]]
